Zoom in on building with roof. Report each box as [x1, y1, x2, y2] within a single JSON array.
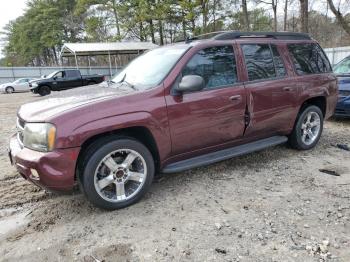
[[60, 42, 158, 77]]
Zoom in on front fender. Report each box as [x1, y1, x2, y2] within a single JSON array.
[[55, 111, 171, 162]]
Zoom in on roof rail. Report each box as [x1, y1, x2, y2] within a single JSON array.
[[188, 31, 311, 42]]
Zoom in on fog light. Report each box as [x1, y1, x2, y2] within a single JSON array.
[[30, 169, 40, 180]]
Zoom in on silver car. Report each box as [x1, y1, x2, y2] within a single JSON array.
[[0, 78, 34, 94]]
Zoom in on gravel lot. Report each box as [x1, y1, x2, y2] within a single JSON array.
[[0, 92, 350, 262]]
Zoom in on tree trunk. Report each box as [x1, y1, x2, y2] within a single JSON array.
[[158, 19, 164, 45], [284, 0, 288, 31], [299, 0, 308, 33], [52, 47, 59, 66], [272, 0, 277, 32], [327, 0, 350, 36], [139, 22, 144, 41], [201, 0, 208, 32], [181, 9, 187, 39], [242, 0, 250, 31], [149, 19, 155, 43], [111, 0, 121, 38], [213, 0, 217, 31]]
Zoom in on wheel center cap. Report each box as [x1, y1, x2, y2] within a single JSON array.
[[115, 169, 125, 178]]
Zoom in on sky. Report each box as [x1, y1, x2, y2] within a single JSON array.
[[0, 0, 346, 59], [0, 0, 27, 58]]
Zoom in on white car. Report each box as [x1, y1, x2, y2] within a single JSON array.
[[0, 78, 34, 94]]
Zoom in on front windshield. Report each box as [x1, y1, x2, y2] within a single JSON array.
[[46, 71, 59, 79], [112, 45, 189, 90], [334, 57, 350, 74]]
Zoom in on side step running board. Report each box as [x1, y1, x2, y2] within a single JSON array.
[[162, 136, 288, 173]]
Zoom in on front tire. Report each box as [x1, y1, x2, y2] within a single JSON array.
[[38, 86, 51, 96], [5, 87, 14, 94], [289, 105, 323, 150], [81, 137, 155, 210]]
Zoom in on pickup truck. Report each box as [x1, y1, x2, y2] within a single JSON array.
[[29, 69, 105, 96]]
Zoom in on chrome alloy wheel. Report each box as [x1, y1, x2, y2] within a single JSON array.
[[94, 149, 147, 203], [300, 111, 321, 146]]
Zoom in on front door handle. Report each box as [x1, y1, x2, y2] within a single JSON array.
[[229, 95, 242, 101], [283, 86, 294, 92]]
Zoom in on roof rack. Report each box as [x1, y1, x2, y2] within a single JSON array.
[[187, 31, 311, 42]]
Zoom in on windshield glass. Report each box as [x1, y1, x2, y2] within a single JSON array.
[[111, 45, 189, 90], [334, 57, 350, 74], [46, 71, 59, 79]]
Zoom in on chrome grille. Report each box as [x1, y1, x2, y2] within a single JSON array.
[[16, 117, 25, 147]]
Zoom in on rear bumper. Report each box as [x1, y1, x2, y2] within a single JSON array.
[[334, 97, 350, 117], [8, 135, 80, 191]]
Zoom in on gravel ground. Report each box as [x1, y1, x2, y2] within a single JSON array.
[[0, 92, 349, 262]]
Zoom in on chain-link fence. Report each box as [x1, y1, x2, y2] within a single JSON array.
[[0, 66, 121, 84], [324, 46, 350, 66]]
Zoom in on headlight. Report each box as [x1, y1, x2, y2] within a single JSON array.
[[31, 83, 38, 88], [23, 123, 56, 152]]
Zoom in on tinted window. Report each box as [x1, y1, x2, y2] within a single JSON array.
[[288, 43, 331, 75], [242, 44, 276, 81], [182, 45, 237, 90], [271, 45, 286, 77], [66, 70, 80, 78]]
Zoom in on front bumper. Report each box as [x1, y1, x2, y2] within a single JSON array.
[[30, 88, 38, 94], [334, 96, 350, 117], [8, 134, 80, 191]]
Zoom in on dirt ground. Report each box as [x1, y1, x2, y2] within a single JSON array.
[[0, 92, 349, 262]]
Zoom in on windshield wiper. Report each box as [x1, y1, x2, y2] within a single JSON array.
[[117, 73, 137, 90]]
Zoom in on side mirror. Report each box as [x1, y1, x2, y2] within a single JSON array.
[[176, 75, 205, 93], [53, 77, 57, 80]]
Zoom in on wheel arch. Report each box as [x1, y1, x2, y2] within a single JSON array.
[[290, 96, 326, 136], [5, 86, 14, 92], [75, 126, 161, 182], [299, 96, 326, 118]]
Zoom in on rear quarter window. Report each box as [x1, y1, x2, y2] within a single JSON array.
[[288, 43, 332, 75]]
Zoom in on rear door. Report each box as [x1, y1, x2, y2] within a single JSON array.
[[62, 70, 82, 89], [165, 44, 247, 156], [240, 43, 299, 137]]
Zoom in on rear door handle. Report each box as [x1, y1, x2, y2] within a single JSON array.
[[229, 95, 242, 101]]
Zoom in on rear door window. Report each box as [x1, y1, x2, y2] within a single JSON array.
[[288, 43, 332, 75], [182, 45, 237, 90], [242, 44, 276, 81], [66, 70, 80, 78]]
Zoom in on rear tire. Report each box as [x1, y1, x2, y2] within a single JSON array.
[[81, 137, 155, 210], [5, 87, 14, 94], [38, 86, 51, 96], [289, 105, 323, 150]]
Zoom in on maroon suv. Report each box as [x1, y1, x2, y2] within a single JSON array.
[[9, 31, 338, 210]]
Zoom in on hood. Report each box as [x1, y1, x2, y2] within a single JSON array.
[[18, 85, 134, 121], [29, 78, 45, 85], [0, 82, 12, 88]]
